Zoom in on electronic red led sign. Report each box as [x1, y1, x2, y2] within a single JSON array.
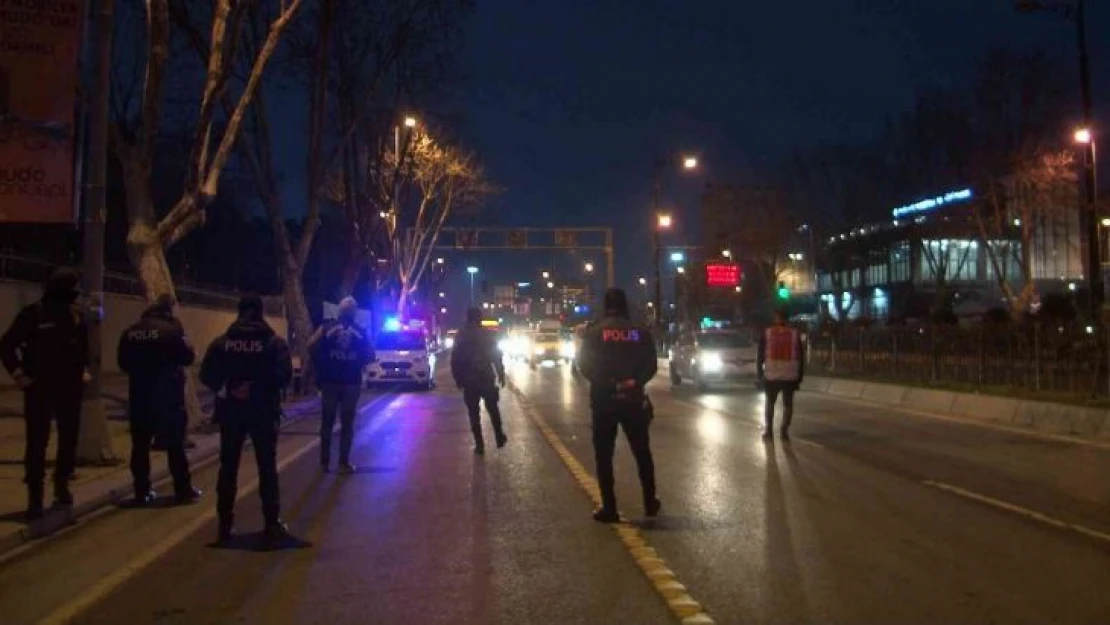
[[705, 262, 740, 287]]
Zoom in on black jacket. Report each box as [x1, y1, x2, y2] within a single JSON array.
[[117, 305, 196, 418], [0, 293, 88, 388], [199, 315, 292, 420], [450, 326, 505, 390], [310, 319, 373, 386], [577, 315, 657, 411]]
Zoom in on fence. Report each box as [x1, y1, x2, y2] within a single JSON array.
[[0, 253, 284, 317], [807, 324, 1110, 398]]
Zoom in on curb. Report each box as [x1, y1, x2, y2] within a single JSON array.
[[0, 395, 321, 559]]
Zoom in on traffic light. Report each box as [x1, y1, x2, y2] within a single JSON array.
[[777, 281, 790, 300]]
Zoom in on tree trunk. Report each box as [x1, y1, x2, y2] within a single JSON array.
[[281, 268, 314, 389], [338, 239, 363, 298], [396, 278, 410, 321]]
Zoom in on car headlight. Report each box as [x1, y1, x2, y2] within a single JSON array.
[[445, 337, 454, 349], [498, 339, 510, 352], [699, 352, 724, 372], [534, 346, 545, 355], [560, 341, 575, 358]]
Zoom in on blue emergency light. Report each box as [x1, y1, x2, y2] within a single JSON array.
[[383, 317, 402, 332]]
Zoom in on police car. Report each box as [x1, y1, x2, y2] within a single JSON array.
[[364, 318, 436, 390]]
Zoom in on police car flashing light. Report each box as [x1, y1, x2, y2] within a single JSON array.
[[383, 317, 403, 332]]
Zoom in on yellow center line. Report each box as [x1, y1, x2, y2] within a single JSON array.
[[508, 383, 716, 625]]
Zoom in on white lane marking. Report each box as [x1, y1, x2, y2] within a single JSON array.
[[922, 480, 1110, 545], [808, 392, 1110, 452], [38, 392, 401, 625]]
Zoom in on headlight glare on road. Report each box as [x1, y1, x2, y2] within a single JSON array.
[[700, 351, 724, 372], [560, 341, 575, 358]]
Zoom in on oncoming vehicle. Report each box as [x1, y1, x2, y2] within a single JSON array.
[[530, 329, 565, 367], [669, 329, 758, 391], [444, 329, 458, 350], [365, 322, 436, 390]]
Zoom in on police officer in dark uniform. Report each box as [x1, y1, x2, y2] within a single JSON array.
[[117, 294, 201, 505], [450, 307, 507, 454], [0, 268, 88, 519], [308, 296, 373, 473], [577, 288, 660, 523], [200, 294, 293, 547]]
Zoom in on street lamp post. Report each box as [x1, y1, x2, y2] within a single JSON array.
[[1018, 0, 1101, 316], [467, 266, 478, 304], [651, 153, 698, 338]]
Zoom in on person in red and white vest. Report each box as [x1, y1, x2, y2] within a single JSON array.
[[757, 309, 804, 440]]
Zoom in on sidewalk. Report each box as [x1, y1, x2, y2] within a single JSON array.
[[0, 378, 320, 558]]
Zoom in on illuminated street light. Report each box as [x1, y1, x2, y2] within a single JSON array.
[[467, 266, 478, 274], [1102, 217, 1110, 227], [638, 277, 647, 286], [1075, 127, 1093, 144], [438, 292, 446, 298], [439, 306, 447, 314], [467, 266, 479, 304], [542, 270, 550, 279], [670, 251, 685, 263], [404, 116, 418, 128], [547, 281, 555, 289], [657, 214, 673, 229], [584, 262, 594, 273], [436, 257, 445, 265], [676, 266, 686, 274], [722, 249, 732, 258], [683, 156, 698, 169]]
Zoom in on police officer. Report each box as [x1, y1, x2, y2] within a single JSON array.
[[200, 294, 293, 547], [0, 268, 88, 519], [308, 296, 372, 473], [117, 294, 200, 505], [450, 307, 507, 454], [577, 288, 660, 523], [757, 309, 804, 440]]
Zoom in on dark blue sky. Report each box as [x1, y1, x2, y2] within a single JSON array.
[[432, 0, 1110, 308]]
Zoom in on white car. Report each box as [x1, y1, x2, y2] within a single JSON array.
[[365, 329, 436, 390], [669, 329, 758, 391]]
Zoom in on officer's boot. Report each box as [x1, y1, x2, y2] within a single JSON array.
[[217, 515, 234, 545], [262, 520, 291, 550], [53, 477, 73, 509], [26, 484, 45, 521], [471, 424, 485, 455]]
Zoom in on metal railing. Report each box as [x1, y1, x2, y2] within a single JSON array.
[[0, 253, 284, 317], [808, 324, 1109, 398]]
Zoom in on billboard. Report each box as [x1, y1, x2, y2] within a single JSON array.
[[0, 1, 86, 223], [705, 262, 740, 288]]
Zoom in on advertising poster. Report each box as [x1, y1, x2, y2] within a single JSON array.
[[0, 1, 86, 223]]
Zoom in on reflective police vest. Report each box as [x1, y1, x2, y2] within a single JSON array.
[[763, 326, 801, 382]]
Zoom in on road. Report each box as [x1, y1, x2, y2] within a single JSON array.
[[0, 362, 1108, 624]]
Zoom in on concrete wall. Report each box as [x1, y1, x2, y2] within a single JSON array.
[[0, 279, 288, 384], [806, 374, 1110, 442]]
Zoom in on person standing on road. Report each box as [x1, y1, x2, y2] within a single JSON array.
[[577, 288, 660, 523], [116, 294, 201, 506], [200, 294, 293, 547], [757, 309, 805, 441], [450, 307, 507, 455], [308, 296, 373, 474], [0, 268, 88, 519]]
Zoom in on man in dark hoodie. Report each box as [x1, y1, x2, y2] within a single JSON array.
[[450, 307, 507, 454], [0, 267, 89, 519], [577, 288, 660, 523], [308, 296, 372, 474], [200, 294, 293, 547], [117, 294, 201, 505]]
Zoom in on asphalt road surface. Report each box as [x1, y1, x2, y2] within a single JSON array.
[[0, 361, 1107, 624]]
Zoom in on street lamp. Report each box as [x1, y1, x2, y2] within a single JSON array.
[[1018, 0, 1101, 315], [638, 276, 647, 286], [683, 156, 698, 170], [657, 214, 673, 229], [436, 257, 445, 265], [676, 266, 686, 274], [547, 281, 555, 289], [404, 115, 418, 128], [670, 251, 685, 263], [584, 262, 594, 273], [439, 291, 446, 298], [467, 266, 478, 304], [722, 249, 732, 259], [541, 270, 550, 279]]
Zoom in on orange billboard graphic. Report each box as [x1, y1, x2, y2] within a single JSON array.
[[0, 0, 86, 223]]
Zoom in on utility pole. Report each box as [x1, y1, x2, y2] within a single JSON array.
[[1075, 0, 1101, 319], [76, 0, 119, 464], [651, 157, 663, 332]]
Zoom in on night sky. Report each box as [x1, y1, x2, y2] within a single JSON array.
[[430, 0, 1110, 313]]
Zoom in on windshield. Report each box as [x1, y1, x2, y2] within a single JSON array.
[[375, 332, 425, 351], [535, 332, 560, 342], [698, 333, 752, 349]]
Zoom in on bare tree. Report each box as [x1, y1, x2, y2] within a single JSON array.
[[390, 134, 490, 318], [975, 149, 1077, 316]]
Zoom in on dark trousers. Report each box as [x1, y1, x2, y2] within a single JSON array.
[[763, 381, 797, 432], [463, 386, 503, 446], [24, 384, 81, 496], [218, 415, 280, 527], [129, 406, 191, 497], [592, 409, 656, 512], [320, 384, 360, 466]]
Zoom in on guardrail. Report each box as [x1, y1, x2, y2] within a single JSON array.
[[0, 253, 284, 317], [808, 324, 1108, 398]]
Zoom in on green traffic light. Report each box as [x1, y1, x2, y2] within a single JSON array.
[[777, 285, 790, 299]]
